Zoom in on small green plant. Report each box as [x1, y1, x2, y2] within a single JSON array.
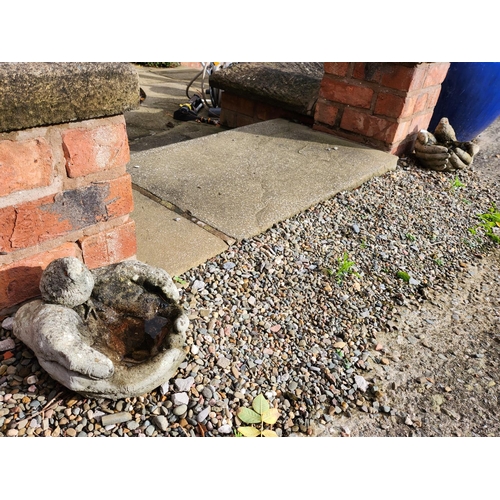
[[360, 240, 368, 249], [405, 233, 416, 242], [469, 204, 500, 244], [173, 276, 188, 285], [434, 258, 444, 266], [332, 252, 360, 284], [237, 394, 280, 437], [396, 270, 411, 282], [451, 176, 466, 190]]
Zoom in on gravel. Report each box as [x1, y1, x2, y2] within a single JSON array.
[[0, 157, 498, 437]]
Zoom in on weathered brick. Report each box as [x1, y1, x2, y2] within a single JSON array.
[[0, 206, 16, 252], [0, 174, 133, 253], [220, 93, 256, 116], [0, 137, 53, 197], [314, 99, 339, 125], [424, 86, 443, 110], [319, 76, 374, 109], [2, 194, 72, 252], [324, 63, 350, 77], [219, 109, 238, 128], [340, 108, 399, 143], [408, 111, 434, 136], [235, 113, 258, 128], [80, 219, 137, 269], [380, 64, 427, 92], [423, 63, 450, 87], [0, 242, 81, 309], [62, 120, 130, 178], [352, 63, 382, 83], [410, 92, 429, 115], [102, 174, 134, 219], [393, 120, 412, 143], [373, 92, 407, 118], [255, 101, 283, 121]]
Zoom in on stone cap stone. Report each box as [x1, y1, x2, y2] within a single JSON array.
[[0, 63, 140, 132], [209, 62, 323, 116]]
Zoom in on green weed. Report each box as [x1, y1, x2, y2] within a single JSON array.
[[469, 204, 500, 244], [333, 252, 360, 284], [451, 176, 466, 190], [173, 276, 188, 285], [396, 270, 410, 282]]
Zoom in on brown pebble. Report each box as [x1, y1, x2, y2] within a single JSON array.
[[381, 358, 390, 365], [66, 428, 77, 437]]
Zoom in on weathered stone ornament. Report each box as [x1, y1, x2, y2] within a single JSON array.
[[414, 117, 480, 171], [13, 257, 189, 400]]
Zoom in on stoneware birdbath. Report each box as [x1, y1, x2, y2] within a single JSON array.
[[13, 257, 189, 400]]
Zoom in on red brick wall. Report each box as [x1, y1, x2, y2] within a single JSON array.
[[314, 62, 450, 155], [0, 115, 136, 311]]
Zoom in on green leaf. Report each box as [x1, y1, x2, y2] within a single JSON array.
[[252, 394, 269, 415], [261, 408, 279, 425], [396, 270, 410, 282], [237, 407, 261, 424], [237, 426, 261, 437], [261, 429, 279, 437]]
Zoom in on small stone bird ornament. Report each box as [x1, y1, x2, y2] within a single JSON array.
[[414, 117, 480, 171]]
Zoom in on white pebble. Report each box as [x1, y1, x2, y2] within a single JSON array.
[[0, 338, 15, 351], [1, 317, 14, 331]]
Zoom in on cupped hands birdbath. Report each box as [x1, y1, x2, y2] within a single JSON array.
[[13, 257, 189, 400]]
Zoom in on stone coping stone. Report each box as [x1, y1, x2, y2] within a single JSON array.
[[209, 62, 323, 116], [0, 63, 140, 132]]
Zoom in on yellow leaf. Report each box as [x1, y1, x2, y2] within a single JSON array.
[[252, 394, 269, 415], [261, 429, 278, 437], [237, 426, 261, 437], [261, 408, 279, 425]]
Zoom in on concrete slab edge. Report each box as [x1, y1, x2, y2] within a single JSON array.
[[132, 184, 236, 246]]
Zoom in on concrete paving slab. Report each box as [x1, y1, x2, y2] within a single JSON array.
[[130, 189, 228, 277], [128, 118, 398, 240]]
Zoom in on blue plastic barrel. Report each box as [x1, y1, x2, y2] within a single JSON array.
[[429, 62, 500, 142]]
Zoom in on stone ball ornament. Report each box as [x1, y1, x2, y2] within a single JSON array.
[[13, 258, 189, 400], [413, 117, 480, 172]]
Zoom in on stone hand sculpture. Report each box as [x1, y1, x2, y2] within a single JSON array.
[[13, 257, 189, 400], [414, 117, 480, 172]]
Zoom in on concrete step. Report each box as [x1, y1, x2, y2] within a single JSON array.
[[128, 118, 397, 275]]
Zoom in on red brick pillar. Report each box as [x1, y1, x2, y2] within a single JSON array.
[[313, 62, 450, 155], [0, 63, 139, 312]]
